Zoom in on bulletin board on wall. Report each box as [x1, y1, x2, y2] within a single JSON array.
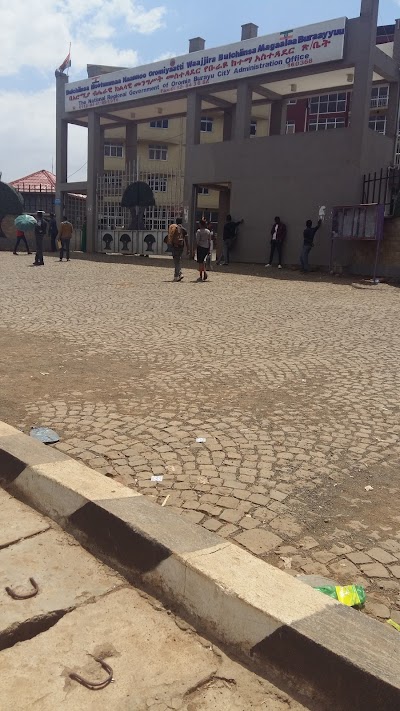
[[330, 203, 385, 281]]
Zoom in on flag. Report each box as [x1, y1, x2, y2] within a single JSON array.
[[280, 30, 293, 40], [58, 45, 71, 73]]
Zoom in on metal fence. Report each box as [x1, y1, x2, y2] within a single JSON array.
[[362, 167, 400, 216], [97, 164, 184, 234]]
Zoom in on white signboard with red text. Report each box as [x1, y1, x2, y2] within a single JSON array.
[[65, 17, 346, 113]]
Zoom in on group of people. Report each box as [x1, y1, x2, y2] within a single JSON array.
[[265, 216, 323, 272], [167, 212, 323, 282], [13, 212, 74, 266], [166, 214, 243, 282]]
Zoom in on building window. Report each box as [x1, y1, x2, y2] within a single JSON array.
[[308, 118, 346, 131], [148, 144, 168, 160], [149, 119, 169, 129], [370, 85, 389, 109], [201, 116, 214, 132], [286, 121, 296, 134], [309, 92, 347, 115], [198, 186, 209, 195], [148, 175, 167, 192], [287, 98, 297, 105], [369, 115, 387, 134], [104, 143, 123, 158], [250, 121, 257, 136]]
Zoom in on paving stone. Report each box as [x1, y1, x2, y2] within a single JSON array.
[[219, 509, 243, 524], [365, 602, 391, 619], [346, 552, 373, 565], [234, 529, 282, 555], [216, 497, 239, 510], [361, 563, 391, 579], [366, 548, 398, 565], [202, 518, 223, 532], [389, 566, 400, 579]]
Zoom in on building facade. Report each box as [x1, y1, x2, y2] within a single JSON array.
[[55, 0, 400, 272]]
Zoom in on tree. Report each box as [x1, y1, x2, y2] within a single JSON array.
[[121, 182, 155, 230], [0, 182, 24, 239]]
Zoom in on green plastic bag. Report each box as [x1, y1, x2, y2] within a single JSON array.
[[315, 585, 366, 608]]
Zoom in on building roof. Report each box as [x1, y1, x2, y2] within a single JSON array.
[[10, 170, 56, 192]]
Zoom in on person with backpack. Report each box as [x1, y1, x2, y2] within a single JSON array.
[[218, 214, 243, 266], [195, 219, 211, 281], [167, 217, 189, 282]]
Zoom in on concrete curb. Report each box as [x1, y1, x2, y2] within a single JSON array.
[[1, 422, 399, 710]]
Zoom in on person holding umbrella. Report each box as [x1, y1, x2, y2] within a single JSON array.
[[34, 211, 48, 266], [13, 229, 32, 255]]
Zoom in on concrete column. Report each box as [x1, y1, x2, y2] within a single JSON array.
[[125, 122, 138, 170], [222, 109, 234, 141], [351, 0, 379, 154], [234, 82, 252, 140], [98, 128, 105, 175], [217, 189, 230, 261], [385, 20, 400, 142], [55, 73, 68, 223], [86, 112, 101, 254], [186, 91, 202, 146], [269, 100, 287, 136], [241, 23, 258, 41]]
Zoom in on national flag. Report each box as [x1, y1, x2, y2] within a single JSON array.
[[58, 45, 71, 73], [280, 30, 293, 40]]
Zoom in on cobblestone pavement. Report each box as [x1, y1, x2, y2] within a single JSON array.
[[1, 252, 400, 623]]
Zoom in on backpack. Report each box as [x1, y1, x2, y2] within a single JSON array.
[[167, 223, 184, 247]]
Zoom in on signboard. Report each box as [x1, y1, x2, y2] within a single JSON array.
[[65, 17, 346, 113], [54, 197, 61, 205]]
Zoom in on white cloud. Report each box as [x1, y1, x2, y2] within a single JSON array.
[[0, 0, 166, 76], [0, 87, 88, 183], [0, 0, 167, 181]]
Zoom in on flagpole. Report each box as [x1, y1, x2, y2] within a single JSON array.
[[67, 42, 71, 76]]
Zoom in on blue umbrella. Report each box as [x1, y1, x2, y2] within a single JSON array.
[[15, 214, 37, 232]]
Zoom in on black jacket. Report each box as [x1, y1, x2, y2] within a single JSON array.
[[35, 219, 48, 237], [223, 220, 241, 241], [303, 220, 322, 246]]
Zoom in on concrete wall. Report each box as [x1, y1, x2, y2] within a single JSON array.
[[185, 127, 394, 267]]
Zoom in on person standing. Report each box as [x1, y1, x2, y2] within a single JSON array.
[[167, 217, 189, 282], [13, 229, 31, 256], [49, 213, 58, 252], [300, 218, 322, 273], [196, 219, 211, 281], [33, 211, 48, 266], [58, 218, 74, 261], [265, 216, 286, 269], [219, 215, 243, 266]]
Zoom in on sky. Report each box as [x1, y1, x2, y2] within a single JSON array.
[[0, 0, 399, 183]]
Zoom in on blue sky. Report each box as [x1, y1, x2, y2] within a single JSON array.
[[0, 0, 399, 182]]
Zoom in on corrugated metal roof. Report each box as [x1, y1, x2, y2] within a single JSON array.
[[10, 170, 56, 192]]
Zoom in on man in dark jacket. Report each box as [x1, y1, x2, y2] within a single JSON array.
[[33, 212, 48, 266], [219, 214, 243, 265], [300, 218, 322, 272], [265, 216, 287, 269]]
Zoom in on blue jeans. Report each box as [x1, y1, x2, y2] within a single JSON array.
[[301, 244, 312, 271]]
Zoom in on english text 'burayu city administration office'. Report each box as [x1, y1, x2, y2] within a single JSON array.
[[55, 0, 400, 271]]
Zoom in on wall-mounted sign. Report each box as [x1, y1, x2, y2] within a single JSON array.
[[65, 17, 346, 113]]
